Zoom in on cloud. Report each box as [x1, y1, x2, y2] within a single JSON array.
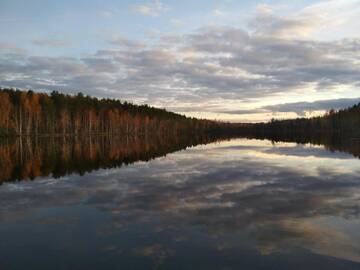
[[252, 0, 360, 40], [219, 97, 360, 117], [1, 2, 360, 119], [1, 26, 360, 111], [212, 9, 226, 17], [81, 57, 118, 73], [32, 38, 71, 48], [170, 19, 184, 27], [132, 0, 169, 17], [255, 4, 274, 15], [0, 42, 26, 55], [250, 12, 317, 39], [108, 36, 146, 50], [263, 98, 360, 116]]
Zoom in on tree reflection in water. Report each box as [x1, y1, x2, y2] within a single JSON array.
[[0, 134, 230, 183], [0, 133, 359, 183]]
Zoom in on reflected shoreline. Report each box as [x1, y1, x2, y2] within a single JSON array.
[[0, 134, 232, 183], [0, 133, 359, 183], [241, 133, 360, 159]]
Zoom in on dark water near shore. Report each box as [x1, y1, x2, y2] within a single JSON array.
[[0, 136, 359, 269]]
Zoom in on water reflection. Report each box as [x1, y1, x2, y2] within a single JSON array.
[[244, 133, 360, 158], [0, 134, 359, 184], [0, 134, 227, 183], [0, 138, 359, 269]]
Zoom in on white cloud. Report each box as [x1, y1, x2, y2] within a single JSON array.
[[251, 0, 360, 40], [170, 19, 184, 27], [132, 0, 170, 17], [255, 4, 274, 15], [212, 9, 226, 17]]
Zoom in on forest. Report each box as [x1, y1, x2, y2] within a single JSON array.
[[238, 102, 360, 141], [1, 88, 359, 141], [0, 88, 232, 137]]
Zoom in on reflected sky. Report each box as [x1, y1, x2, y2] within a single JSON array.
[[0, 138, 359, 269]]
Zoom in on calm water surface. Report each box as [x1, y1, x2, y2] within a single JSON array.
[[0, 138, 360, 269]]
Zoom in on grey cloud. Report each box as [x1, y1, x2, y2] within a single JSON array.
[[108, 37, 146, 49], [0, 42, 26, 55], [213, 97, 360, 117], [217, 109, 267, 115], [27, 56, 86, 74], [249, 12, 316, 39], [82, 57, 119, 73], [263, 98, 360, 116], [33, 38, 71, 48], [1, 19, 360, 114]]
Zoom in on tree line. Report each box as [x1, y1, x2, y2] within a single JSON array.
[[237, 103, 360, 142], [2, 88, 358, 141], [0, 88, 231, 137]]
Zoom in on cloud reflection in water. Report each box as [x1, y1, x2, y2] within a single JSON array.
[[0, 138, 359, 269]]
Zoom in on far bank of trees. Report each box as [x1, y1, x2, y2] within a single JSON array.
[[1, 88, 359, 140], [238, 103, 360, 140], [0, 88, 231, 137]]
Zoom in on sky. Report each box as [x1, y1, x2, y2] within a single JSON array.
[[0, 0, 360, 122]]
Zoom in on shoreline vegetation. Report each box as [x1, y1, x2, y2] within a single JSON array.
[[1, 88, 360, 140], [0, 88, 236, 138]]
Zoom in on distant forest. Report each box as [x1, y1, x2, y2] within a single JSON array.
[[228, 104, 360, 161], [239, 102, 360, 142], [0, 88, 231, 137]]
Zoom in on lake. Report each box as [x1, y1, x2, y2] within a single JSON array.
[[0, 137, 359, 269]]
